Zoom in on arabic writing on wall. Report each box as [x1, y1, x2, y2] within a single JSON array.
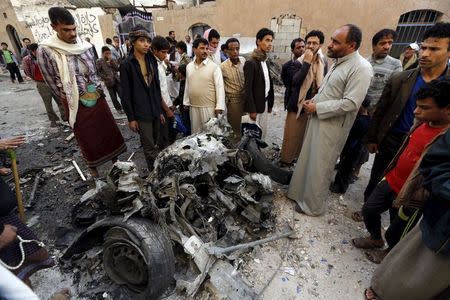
[[24, 11, 100, 42]]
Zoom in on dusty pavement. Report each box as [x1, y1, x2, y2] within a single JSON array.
[[1, 73, 381, 299]]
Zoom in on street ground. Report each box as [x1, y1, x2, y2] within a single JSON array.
[[0, 72, 382, 300]]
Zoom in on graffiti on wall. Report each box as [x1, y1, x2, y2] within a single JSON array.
[[24, 11, 100, 42]]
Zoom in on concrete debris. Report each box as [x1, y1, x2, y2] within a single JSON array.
[[65, 133, 75, 142], [72, 160, 86, 181], [26, 215, 40, 228], [26, 172, 42, 208], [282, 267, 296, 276], [207, 228, 294, 257]]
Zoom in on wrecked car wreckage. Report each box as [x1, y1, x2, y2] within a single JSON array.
[[63, 117, 293, 299]]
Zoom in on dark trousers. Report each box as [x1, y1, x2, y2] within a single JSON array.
[[364, 132, 407, 201], [0, 150, 6, 168], [181, 108, 191, 136], [332, 147, 361, 193], [6, 63, 23, 82], [385, 207, 422, 250], [362, 180, 397, 240], [107, 83, 122, 111], [137, 119, 160, 171], [36, 81, 66, 122]]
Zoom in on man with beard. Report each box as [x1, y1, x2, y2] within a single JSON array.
[[243, 28, 275, 138], [331, 28, 401, 194], [280, 31, 326, 166], [183, 37, 225, 133], [287, 24, 373, 216], [366, 29, 402, 110]]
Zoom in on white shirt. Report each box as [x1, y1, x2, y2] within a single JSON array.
[[261, 60, 270, 98], [186, 42, 193, 58], [157, 57, 173, 107]]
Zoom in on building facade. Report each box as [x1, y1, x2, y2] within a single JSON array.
[[0, 0, 115, 59], [1, 0, 449, 61], [150, 0, 449, 59]]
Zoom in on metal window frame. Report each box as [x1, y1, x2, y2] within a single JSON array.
[[391, 9, 442, 58]]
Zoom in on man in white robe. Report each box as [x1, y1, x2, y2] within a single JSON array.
[[183, 37, 225, 133], [287, 24, 373, 216]]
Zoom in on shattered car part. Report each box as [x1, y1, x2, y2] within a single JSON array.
[[205, 260, 258, 300], [239, 135, 293, 185], [63, 217, 175, 300], [207, 228, 295, 257], [64, 117, 295, 299]]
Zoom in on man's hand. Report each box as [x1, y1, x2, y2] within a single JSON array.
[[165, 109, 174, 119], [215, 109, 223, 117], [367, 143, 378, 154], [303, 48, 314, 64], [160, 114, 166, 125], [128, 121, 139, 133], [183, 105, 190, 111], [249, 112, 257, 121], [0, 225, 17, 249], [0, 136, 25, 150], [303, 100, 316, 114]]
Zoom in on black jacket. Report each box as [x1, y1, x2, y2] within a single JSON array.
[[286, 58, 328, 113], [367, 68, 450, 145], [244, 58, 274, 114], [120, 51, 162, 122], [419, 128, 450, 255], [286, 61, 311, 112], [281, 60, 297, 109]]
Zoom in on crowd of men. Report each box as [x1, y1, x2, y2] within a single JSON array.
[[0, 5, 449, 299]]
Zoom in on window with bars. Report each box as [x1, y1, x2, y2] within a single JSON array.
[[391, 9, 443, 58]]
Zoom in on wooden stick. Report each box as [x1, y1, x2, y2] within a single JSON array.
[[7, 150, 26, 222]]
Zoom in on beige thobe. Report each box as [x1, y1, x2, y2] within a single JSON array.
[[183, 58, 225, 133], [287, 51, 373, 216]]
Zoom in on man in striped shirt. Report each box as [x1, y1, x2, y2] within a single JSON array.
[[220, 38, 246, 139]]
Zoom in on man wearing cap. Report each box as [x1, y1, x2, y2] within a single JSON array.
[[400, 43, 420, 71], [120, 25, 173, 171]]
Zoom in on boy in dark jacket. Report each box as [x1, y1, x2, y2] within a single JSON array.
[[120, 26, 172, 171]]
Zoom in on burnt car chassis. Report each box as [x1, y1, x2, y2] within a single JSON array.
[[63, 117, 293, 299]]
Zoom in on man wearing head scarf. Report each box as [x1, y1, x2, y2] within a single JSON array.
[[203, 28, 221, 65], [37, 7, 126, 178], [400, 42, 420, 71]]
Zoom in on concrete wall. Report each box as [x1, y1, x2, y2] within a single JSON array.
[[152, 0, 450, 58], [0, 1, 34, 57]]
